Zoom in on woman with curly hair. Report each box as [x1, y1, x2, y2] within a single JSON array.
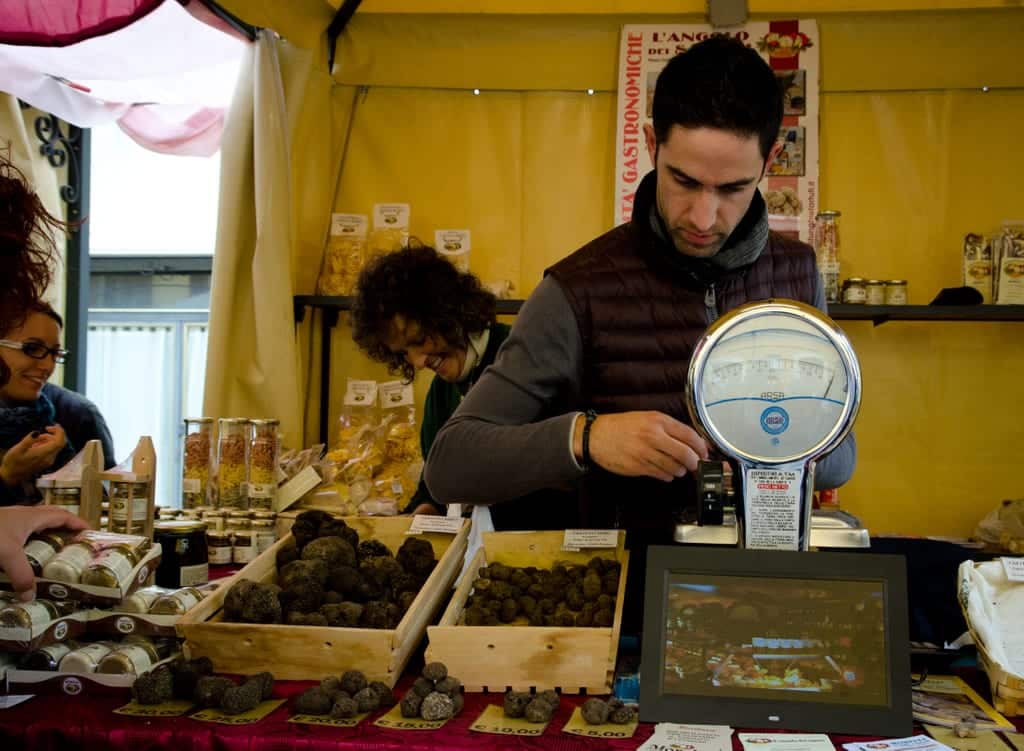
[[0, 149, 87, 601], [351, 245, 510, 516]]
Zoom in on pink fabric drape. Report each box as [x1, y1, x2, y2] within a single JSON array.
[[117, 105, 225, 157], [0, 0, 163, 47]]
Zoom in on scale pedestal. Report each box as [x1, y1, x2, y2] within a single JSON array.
[[674, 509, 869, 548]]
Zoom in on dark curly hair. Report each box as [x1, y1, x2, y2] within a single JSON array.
[[0, 149, 64, 331], [351, 245, 496, 382]]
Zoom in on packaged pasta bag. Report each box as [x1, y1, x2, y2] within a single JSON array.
[[317, 213, 368, 295], [378, 380, 420, 466], [435, 229, 471, 272], [367, 203, 410, 260]]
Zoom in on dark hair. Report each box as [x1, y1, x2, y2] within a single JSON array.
[[652, 36, 783, 160], [351, 245, 496, 382], [0, 300, 62, 338], [0, 150, 65, 330]]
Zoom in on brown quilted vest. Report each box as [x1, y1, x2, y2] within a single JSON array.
[[546, 213, 819, 533]]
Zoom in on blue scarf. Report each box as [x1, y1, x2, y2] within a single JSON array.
[[0, 391, 76, 469]]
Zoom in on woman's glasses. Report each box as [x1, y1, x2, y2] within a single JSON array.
[[0, 339, 69, 364]]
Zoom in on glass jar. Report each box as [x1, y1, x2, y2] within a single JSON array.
[[841, 277, 867, 304], [157, 508, 180, 522], [226, 510, 252, 532], [202, 508, 226, 533], [59, 642, 115, 673], [814, 211, 842, 304], [108, 481, 151, 535], [116, 585, 172, 614], [865, 279, 886, 306], [0, 599, 61, 628], [217, 418, 249, 509], [232, 529, 257, 564], [97, 639, 160, 675], [251, 518, 276, 555], [42, 541, 95, 582], [885, 279, 908, 305], [207, 531, 233, 564], [24, 531, 68, 576], [48, 486, 82, 516], [153, 520, 209, 588], [80, 544, 140, 589], [149, 586, 204, 616], [248, 419, 280, 511], [183, 417, 214, 509], [21, 641, 78, 671]]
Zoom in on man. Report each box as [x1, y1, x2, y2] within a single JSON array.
[[424, 36, 855, 538]]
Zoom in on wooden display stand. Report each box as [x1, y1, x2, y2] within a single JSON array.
[[99, 436, 156, 539], [425, 530, 629, 695], [37, 439, 105, 529], [178, 514, 469, 684]]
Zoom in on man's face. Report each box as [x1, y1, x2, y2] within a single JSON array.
[[644, 123, 779, 258], [383, 315, 467, 383]]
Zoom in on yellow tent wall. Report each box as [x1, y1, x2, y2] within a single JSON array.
[[222, 1, 1024, 538]]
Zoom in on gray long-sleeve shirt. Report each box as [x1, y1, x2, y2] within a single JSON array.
[[425, 275, 857, 506]]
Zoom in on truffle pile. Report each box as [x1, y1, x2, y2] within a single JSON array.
[[463, 557, 620, 627], [399, 662, 464, 722], [293, 669, 395, 719], [503, 688, 561, 723], [579, 696, 637, 725], [221, 510, 436, 628], [132, 657, 275, 716]]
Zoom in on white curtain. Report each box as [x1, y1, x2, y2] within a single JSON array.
[[184, 323, 208, 418], [86, 324, 176, 506]]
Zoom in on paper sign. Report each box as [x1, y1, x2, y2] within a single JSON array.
[[562, 705, 637, 738], [407, 515, 463, 535], [289, 711, 368, 728], [844, 736, 956, 751], [1001, 558, 1024, 582], [640, 723, 733, 751], [469, 704, 546, 736], [744, 468, 802, 550], [114, 699, 196, 717], [740, 732, 835, 751], [191, 698, 285, 725], [563, 529, 619, 551], [373, 703, 448, 730], [925, 726, 1016, 751], [275, 466, 321, 512]]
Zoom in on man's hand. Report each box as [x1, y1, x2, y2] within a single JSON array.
[[407, 503, 441, 516], [574, 411, 710, 482], [0, 426, 67, 487], [0, 505, 88, 601]]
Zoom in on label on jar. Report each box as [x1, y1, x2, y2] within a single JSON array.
[[248, 483, 274, 499], [24, 539, 59, 571], [59, 642, 113, 672], [866, 284, 886, 305], [209, 544, 233, 564], [183, 478, 201, 494], [180, 563, 209, 587], [111, 498, 149, 522], [255, 531, 276, 555], [37, 641, 75, 665], [103, 645, 154, 675], [233, 541, 257, 564], [151, 589, 202, 615], [885, 284, 908, 305], [43, 544, 94, 580], [87, 551, 135, 587], [1, 600, 55, 628], [842, 284, 866, 304]]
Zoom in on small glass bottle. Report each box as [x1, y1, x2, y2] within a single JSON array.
[[116, 585, 172, 614], [80, 544, 141, 589], [248, 419, 280, 511], [885, 279, 908, 305], [251, 518, 276, 555], [207, 531, 233, 565], [815, 210, 842, 304], [108, 481, 151, 535], [202, 508, 226, 533], [49, 486, 82, 516], [865, 279, 886, 306], [841, 277, 867, 304], [217, 418, 249, 509], [232, 528, 257, 564], [149, 586, 204, 616], [42, 541, 96, 582], [21, 641, 79, 671], [24, 531, 69, 576], [59, 642, 116, 673], [96, 638, 160, 675], [183, 417, 214, 509], [0, 598, 61, 628]]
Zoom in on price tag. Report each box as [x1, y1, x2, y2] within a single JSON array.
[[469, 704, 546, 735], [190, 699, 285, 725], [1002, 557, 1024, 582], [562, 705, 638, 738], [373, 703, 448, 730], [289, 711, 368, 728], [114, 699, 196, 717], [408, 515, 463, 535], [562, 529, 619, 552]]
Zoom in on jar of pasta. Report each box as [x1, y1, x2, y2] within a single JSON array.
[[217, 418, 249, 509], [248, 419, 279, 511], [183, 417, 214, 509]]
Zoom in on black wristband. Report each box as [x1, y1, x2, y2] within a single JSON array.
[[581, 409, 598, 471]]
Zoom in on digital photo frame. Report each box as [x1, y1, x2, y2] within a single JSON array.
[[640, 546, 912, 736]]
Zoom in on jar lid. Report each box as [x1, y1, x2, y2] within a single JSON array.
[[865, 279, 884, 285], [227, 510, 252, 518], [251, 511, 277, 520], [218, 417, 249, 425], [184, 417, 214, 424], [843, 277, 866, 285], [154, 520, 207, 534], [815, 210, 841, 219], [885, 279, 907, 285], [249, 418, 280, 427]]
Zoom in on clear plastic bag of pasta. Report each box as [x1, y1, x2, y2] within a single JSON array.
[[317, 213, 367, 295], [367, 203, 410, 261], [378, 380, 420, 466]]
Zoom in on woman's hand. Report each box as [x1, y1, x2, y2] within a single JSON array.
[[0, 505, 88, 600], [0, 425, 67, 487]]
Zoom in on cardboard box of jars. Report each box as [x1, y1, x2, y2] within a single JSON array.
[[425, 530, 629, 695], [177, 513, 469, 684]]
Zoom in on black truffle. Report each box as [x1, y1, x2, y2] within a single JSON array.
[[396, 537, 436, 577], [369, 680, 395, 707], [240, 582, 283, 624], [320, 602, 363, 628], [400, 690, 423, 718], [330, 696, 359, 719], [132, 664, 174, 705], [411, 676, 434, 697], [422, 662, 447, 682], [294, 686, 333, 715], [581, 697, 611, 725], [537, 689, 561, 710], [434, 676, 461, 697], [302, 536, 357, 568], [194, 676, 235, 708], [328, 565, 363, 596], [359, 599, 400, 629], [340, 669, 368, 695], [221, 679, 263, 715], [609, 705, 637, 724], [353, 686, 381, 713], [450, 691, 464, 717], [223, 579, 258, 620], [276, 539, 299, 568], [321, 675, 342, 694], [170, 657, 213, 700], [420, 691, 454, 721], [503, 690, 531, 718], [286, 611, 329, 626], [524, 696, 555, 723], [248, 671, 275, 700], [357, 539, 392, 560]]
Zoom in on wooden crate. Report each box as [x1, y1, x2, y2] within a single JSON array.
[[425, 530, 628, 695], [177, 515, 469, 684]]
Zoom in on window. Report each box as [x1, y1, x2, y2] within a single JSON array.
[[85, 122, 219, 508]]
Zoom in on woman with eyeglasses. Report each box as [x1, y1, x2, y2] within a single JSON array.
[[0, 301, 115, 506]]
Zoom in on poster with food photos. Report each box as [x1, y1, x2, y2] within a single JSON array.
[[614, 21, 820, 243]]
